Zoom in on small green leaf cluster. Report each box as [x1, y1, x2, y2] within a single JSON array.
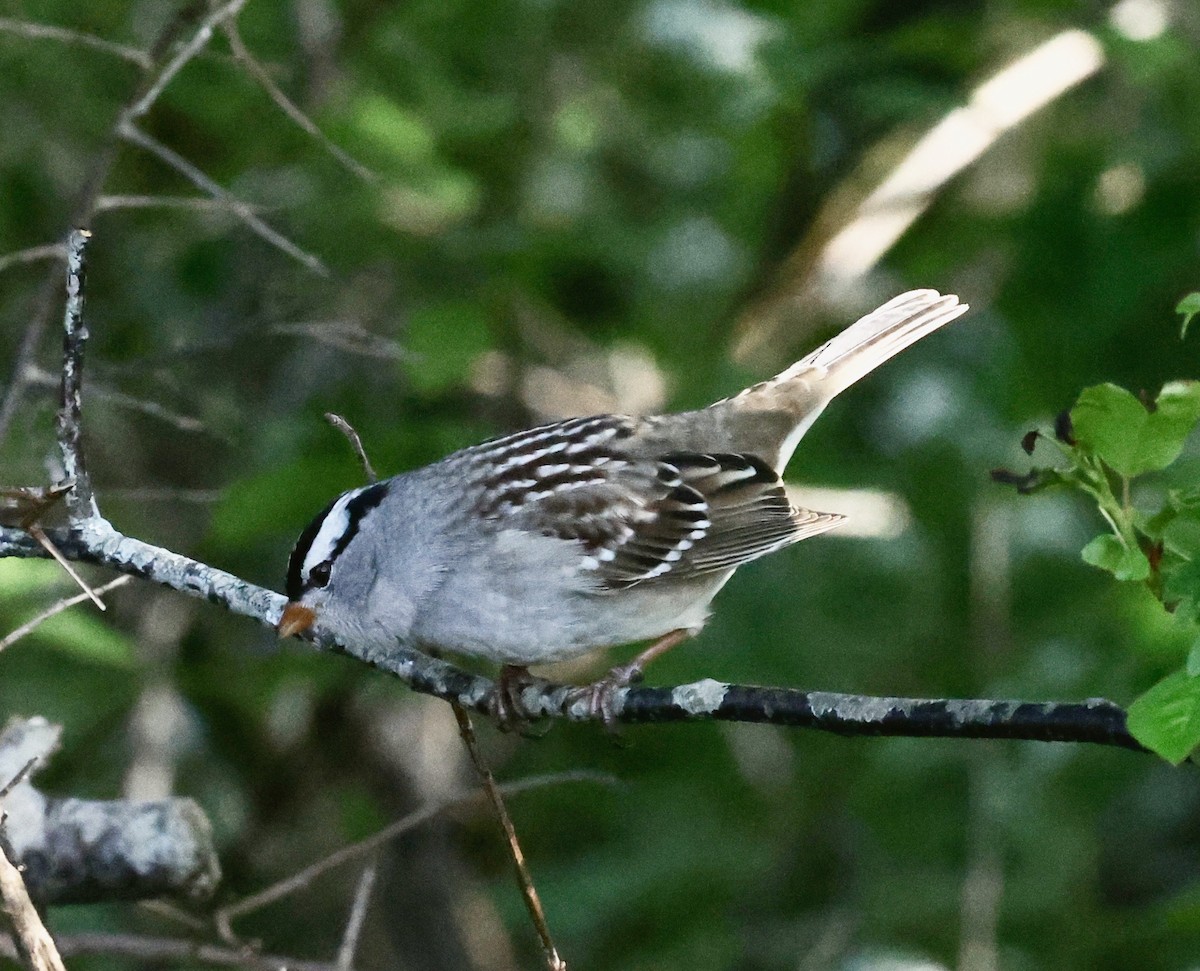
[[999, 375, 1200, 763]]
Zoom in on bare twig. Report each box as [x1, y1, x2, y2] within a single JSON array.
[[1, 483, 104, 609], [118, 122, 329, 276], [27, 366, 211, 436], [0, 245, 66, 276], [0, 752, 65, 971], [0, 762, 38, 802], [94, 194, 266, 214], [271, 321, 408, 361], [0, 576, 132, 653], [0, 841, 66, 971], [123, 0, 250, 123], [0, 17, 152, 68], [0, 516, 1150, 746], [24, 525, 107, 609], [334, 860, 377, 971], [222, 22, 376, 183], [451, 705, 566, 971], [213, 770, 613, 943], [325, 414, 378, 483], [137, 899, 209, 933], [0, 932, 357, 971], [0, 4, 241, 447]]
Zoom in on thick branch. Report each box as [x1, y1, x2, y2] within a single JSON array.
[[0, 718, 220, 906]]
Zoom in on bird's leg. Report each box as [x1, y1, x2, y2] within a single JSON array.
[[570, 628, 694, 728], [607, 628, 692, 687], [489, 664, 550, 732]]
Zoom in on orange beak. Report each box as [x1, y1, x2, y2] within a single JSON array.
[[277, 602, 317, 639]]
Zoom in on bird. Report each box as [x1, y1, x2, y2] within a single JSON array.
[[278, 289, 968, 714]]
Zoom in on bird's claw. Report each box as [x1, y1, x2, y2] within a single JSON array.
[[488, 665, 552, 735], [565, 662, 643, 731]]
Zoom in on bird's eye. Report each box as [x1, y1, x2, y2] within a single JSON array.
[[309, 560, 333, 588]]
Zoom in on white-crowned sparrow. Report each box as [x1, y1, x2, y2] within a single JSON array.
[[279, 290, 967, 696]]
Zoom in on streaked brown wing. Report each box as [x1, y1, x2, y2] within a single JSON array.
[[460, 416, 843, 589]]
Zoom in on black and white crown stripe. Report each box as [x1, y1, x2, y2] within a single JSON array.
[[286, 481, 389, 600]]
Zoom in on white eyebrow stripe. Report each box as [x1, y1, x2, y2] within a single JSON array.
[[302, 489, 362, 576]]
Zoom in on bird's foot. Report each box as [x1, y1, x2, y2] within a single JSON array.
[[488, 665, 552, 735], [564, 660, 645, 731], [565, 628, 694, 731]]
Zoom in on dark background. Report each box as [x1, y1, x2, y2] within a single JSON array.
[[2, 1, 1200, 968]]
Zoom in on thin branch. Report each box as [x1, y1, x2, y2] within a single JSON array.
[[123, 0, 251, 123], [0, 762, 38, 802], [0, 576, 132, 653], [94, 194, 267, 214], [27, 366, 214, 437], [213, 770, 613, 942], [334, 860, 377, 971], [325, 413, 377, 483], [0, 245, 66, 276], [0, 932, 357, 971], [0, 841, 66, 971], [0, 518, 1149, 748], [118, 122, 329, 276], [222, 22, 376, 183], [54, 229, 98, 522], [270, 321, 409, 361], [0, 5, 238, 448], [0, 746, 64, 971], [25, 523, 106, 610], [452, 705, 565, 971], [0, 17, 152, 68]]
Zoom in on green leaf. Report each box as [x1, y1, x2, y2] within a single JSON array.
[[1163, 513, 1200, 559], [1178, 292, 1200, 339], [1127, 670, 1200, 763], [1071, 381, 1200, 476], [1152, 381, 1200, 463], [1164, 555, 1200, 604], [1080, 534, 1150, 581]]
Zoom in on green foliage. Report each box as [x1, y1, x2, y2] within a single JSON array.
[[1080, 534, 1150, 582], [1073, 382, 1200, 478], [1000, 316, 1200, 763], [4, 0, 1200, 966], [1127, 671, 1200, 764]]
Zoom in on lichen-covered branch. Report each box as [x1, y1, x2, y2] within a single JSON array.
[[0, 522, 1143, 748], [0, 718, 220, 906]]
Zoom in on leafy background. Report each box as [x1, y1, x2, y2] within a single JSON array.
[[2, 0, 1200, 968]]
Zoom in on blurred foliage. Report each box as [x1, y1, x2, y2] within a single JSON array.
[[1, 0, 1200, 969]]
